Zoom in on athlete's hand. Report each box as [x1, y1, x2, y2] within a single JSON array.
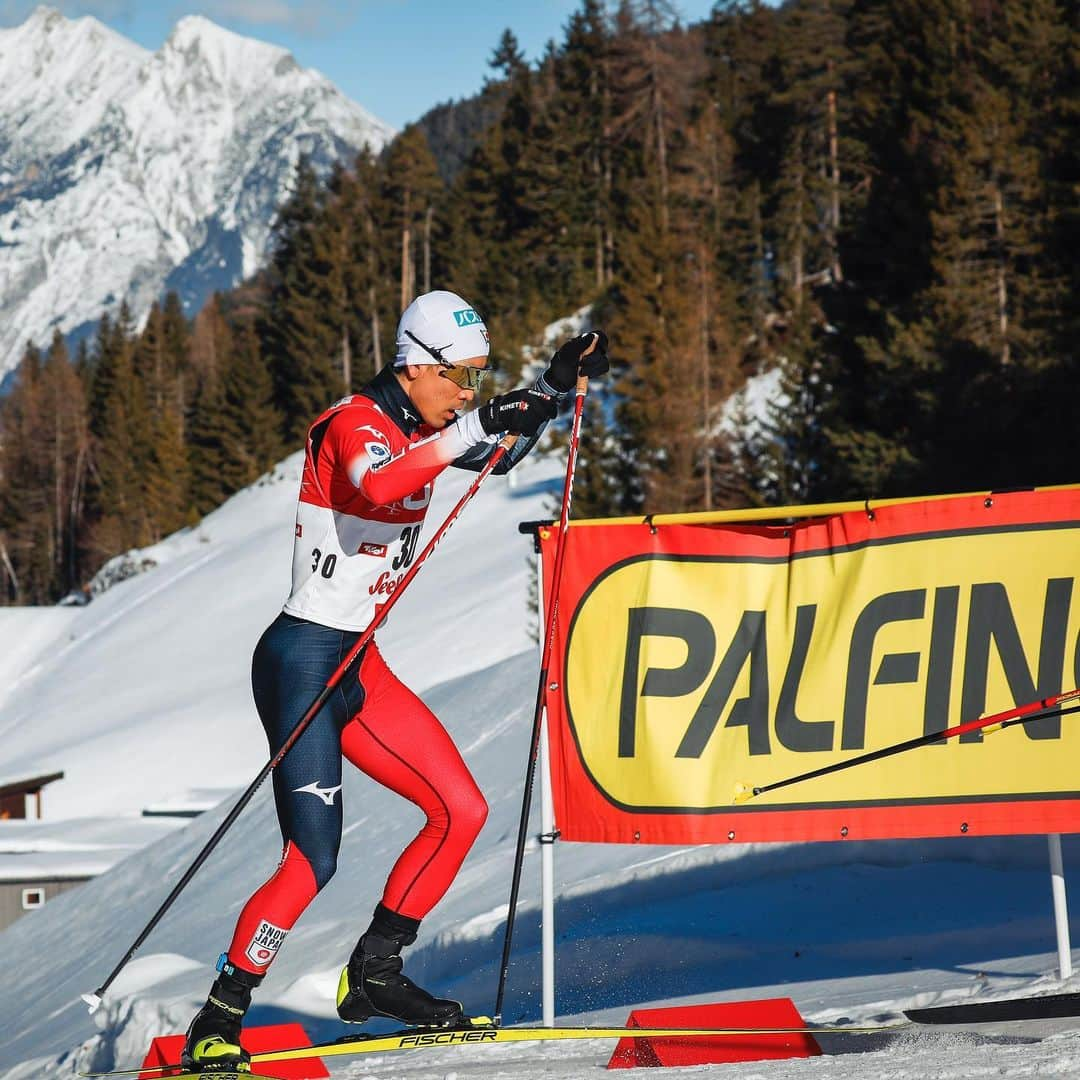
[[542, 331, 609, 393], [478, 388, 558, 437]]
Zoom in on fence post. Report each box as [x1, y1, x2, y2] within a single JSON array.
[[1048, 833, 1072, 979]]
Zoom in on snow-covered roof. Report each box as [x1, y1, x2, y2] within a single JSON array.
[[141, 788, 234, 818], [0, 816, 181, 882], [0, 770, 63, 798]]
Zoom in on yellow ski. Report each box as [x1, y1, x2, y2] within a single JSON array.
[[79, 1017, 895, 1076]]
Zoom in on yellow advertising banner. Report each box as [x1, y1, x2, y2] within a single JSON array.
[[541, 487, 1080, 844]]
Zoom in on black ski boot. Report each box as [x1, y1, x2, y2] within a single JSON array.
[[337, 903, 463, 1027], [181, 961, 263, 1073]]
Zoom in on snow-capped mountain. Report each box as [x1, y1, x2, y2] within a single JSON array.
[[0, 6, 394, 378]]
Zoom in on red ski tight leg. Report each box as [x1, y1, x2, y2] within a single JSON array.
[[227, 842, 318, 970], [344, 644, 488, 920]]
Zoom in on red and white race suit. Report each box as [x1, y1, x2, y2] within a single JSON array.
[[284, 392, 483, 631]]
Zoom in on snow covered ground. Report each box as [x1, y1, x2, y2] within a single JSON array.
[[0, 446, 556, 820], [1, 433, 1079, 1078]]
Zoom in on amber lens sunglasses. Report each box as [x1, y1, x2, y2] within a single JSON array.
[[437, 363, 489, 392], [405, 330, 489, 392]]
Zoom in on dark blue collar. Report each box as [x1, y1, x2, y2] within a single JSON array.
[[362, 365, 423, 437]]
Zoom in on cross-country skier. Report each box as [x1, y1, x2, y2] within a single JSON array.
[[182, 290, 609, 1072]]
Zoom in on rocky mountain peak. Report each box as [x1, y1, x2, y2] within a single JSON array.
[[161, 14, 290, 90], [0, 9, 394, 379], [0, 8, 147, 165], [7, 5, 146, 64]]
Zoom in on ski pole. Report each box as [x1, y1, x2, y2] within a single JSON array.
[[84, 434, 517, 1013], [493, 371, 591, 1024], [733, 688, 1080, 805]]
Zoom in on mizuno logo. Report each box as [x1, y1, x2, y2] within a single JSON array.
[[294, 781, 343, 806]]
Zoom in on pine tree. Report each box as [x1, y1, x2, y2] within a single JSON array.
[[87, 312, 118, 440], [89, 306, 156, 556], [0, 334, 91, 602], [482, 29, 543, 342], [162, 290, 191, 412], [187, 371, 231, 517], [0, 344, 50, 602], [261, 158, 346, 441], [380, 125, 446, 313], [603, 2, 712, 512], [773, 0, 857, 286], [134, 302, 190, 539], [571, 393, 643, 517], [187, 298, 235, 514], [813, 0, 1074, 497], [146, 401, 190, 540], [557, 1, 616, 292], [443, 138, 506, 336], [41, 332, 91, 591], [220, 320, 284, 490], [1029, 0, 1078, 483], [350, 149, 397, 376]]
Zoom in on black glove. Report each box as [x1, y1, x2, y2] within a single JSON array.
[[543, 331, 610, 393], [478, 388, 558, 437]]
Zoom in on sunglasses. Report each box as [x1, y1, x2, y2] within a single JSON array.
[[405, 330, 489, 392], [438, 363, 489, 392]]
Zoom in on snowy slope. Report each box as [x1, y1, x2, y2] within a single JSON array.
[[0, 448, 560, 820], [3, 705, 1080, 1078], [0, 7, 394, 376], [0, 608, 78, 742]]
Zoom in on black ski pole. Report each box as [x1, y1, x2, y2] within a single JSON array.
[[493, 374, 589, 1024], [733, 688, 1080, 805], [84, 435, 516, 1012]]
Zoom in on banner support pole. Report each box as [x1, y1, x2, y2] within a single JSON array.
[[1048, 833, 1073, 979], [525, 528, 557, 1026], [539, 709, 556, 1026]]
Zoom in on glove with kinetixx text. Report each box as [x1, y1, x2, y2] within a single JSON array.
[[542, 331, 610, 394], [478, 388, 558, 437]]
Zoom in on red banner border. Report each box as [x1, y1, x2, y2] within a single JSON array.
[[544, 490, 1080, 844]]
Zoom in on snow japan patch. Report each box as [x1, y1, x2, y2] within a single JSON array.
[[245, 919, 287, 967]]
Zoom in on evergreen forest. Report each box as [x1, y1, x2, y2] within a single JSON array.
[[0, 0, 1076, 605]]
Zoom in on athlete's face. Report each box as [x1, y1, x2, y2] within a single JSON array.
[[400, 356, 488, 429]]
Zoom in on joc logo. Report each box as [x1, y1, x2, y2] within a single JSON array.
[[453, 308, 483, 327]]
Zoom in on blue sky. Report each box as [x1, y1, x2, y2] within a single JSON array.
[[5, 1, 722, 129]]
